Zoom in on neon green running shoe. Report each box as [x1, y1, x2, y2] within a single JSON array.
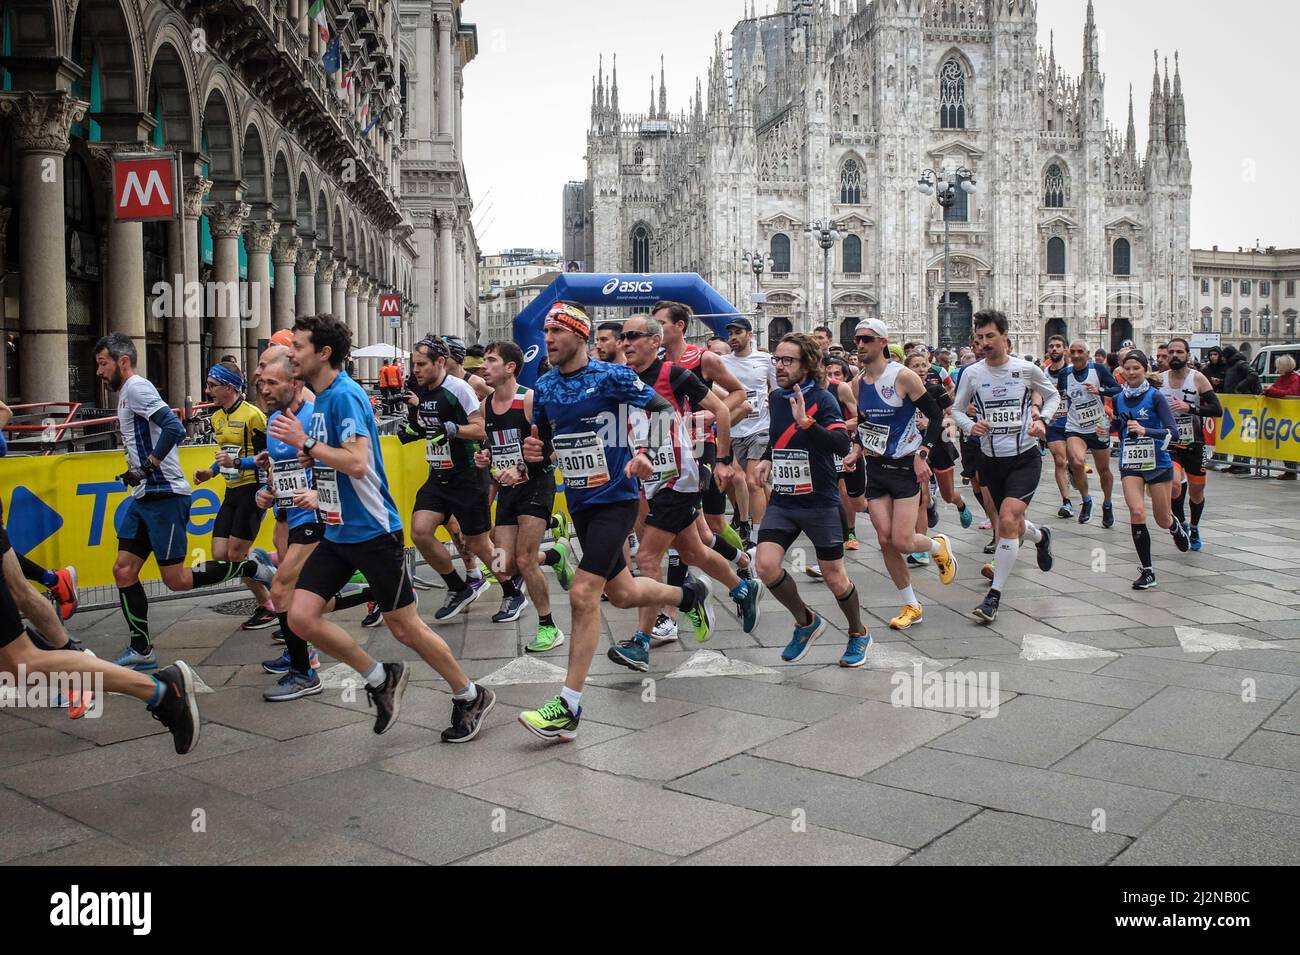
[[552, 511, 571, 544], [552, 539, 574, 592], [526, 623, 565, 653], [518, 694, 580, 742], [719, 522, 745, 553], [349, 571, 368, 585], [681, 576, 715, 643]]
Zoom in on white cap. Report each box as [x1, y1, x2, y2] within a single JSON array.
[[854, 317, 888, 339]]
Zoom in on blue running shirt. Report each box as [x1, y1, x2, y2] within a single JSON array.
[[267, 401, 319, 531]]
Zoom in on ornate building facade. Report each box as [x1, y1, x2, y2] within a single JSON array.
[[581, 0, 1192, 354]]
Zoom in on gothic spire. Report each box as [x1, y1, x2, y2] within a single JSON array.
[[659, 55, 667, 119], [1048, 29, 1055, 79], [1147, 50, 1166, 158], [1125, 84, 1136, 158], [611, 54, 619, 117], [1083, 0, 1099, 75], [1169, 51, 1187, 154]]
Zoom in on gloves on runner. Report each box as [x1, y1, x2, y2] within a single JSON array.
[[118, 459, 156, 487]]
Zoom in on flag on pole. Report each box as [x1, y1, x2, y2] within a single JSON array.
[[363, 106, 387, 136], [308, 0, 330, 46], [322, 35, 341, 75], [337, 68, 354, 102], [358, 99, 370, 127]]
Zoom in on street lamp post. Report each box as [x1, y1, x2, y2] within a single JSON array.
[[805, 219, 842, 331], [914, 166, 977, 348], [742, 248, 773, 347]]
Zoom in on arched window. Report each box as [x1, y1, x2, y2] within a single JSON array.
[[1221, 308, 1233, 334], [939, 59, 966, 129], [631, 225, 651, 272], [839, 158, 862, 204], [839, 316, 859, 349], [944, 175, 969, 222], [1241, 308, 1252, 335], [633, 143, 644, 166], [842, 234, 862, 273], [1112, 238, 1131, 276], [767, 316, 793, 343], [1046, 237, 1066, 275], [1044, 164, 1065, 207], [770, 233, 790, 273]]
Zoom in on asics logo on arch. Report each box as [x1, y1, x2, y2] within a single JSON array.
[[602, 278, 654, 295], [523, 345, 539, 363]]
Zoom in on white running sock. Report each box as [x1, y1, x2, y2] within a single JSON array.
[[929, 538, 941, 555], [1022, 520, 1043, 544], [452, 680, 478, 702], [363, 662, 386, 688], [560, 686, 582, 712], [991, 539, 1020, 591], [898, 585, 917, 607]]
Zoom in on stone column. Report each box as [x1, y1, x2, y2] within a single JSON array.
[[332, 262, 348, 324], [168, 176, 210, 407], [295, 246, 319, 317], [0, 91, 88, 402], [244, 219, 279, 369], [438, 15, 454, 137], [271, 232, 300, 330], [438, 213, 456, 334], [86, 144, 149, 379], [315, 256, 335, 318], [208, 201, 251, 361], [345, 271, 361, 374], [368, 284, 381, 378]]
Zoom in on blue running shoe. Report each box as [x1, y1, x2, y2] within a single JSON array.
[[608, 633, 651, 672], [781, 612, 826, 663], [1189, 523, 1202, 551], [839, 631, 871, 668], [1102, 501, 1115, 528], [960, 505, 974, 529], [263, 647, 321, 674], [1078, 498, 1094, 524], [111, 646, 157, 671], [732, 579, 764, 634], [263, 670, 323, 702]]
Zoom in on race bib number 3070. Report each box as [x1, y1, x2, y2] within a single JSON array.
[[553, 432, 610, 489]]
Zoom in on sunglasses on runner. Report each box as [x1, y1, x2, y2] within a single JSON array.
[[854, 335, 880, 345], [619, 330, 653, 341]]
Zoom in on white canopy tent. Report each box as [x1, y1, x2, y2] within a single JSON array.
[[350, 343, 409, 360]]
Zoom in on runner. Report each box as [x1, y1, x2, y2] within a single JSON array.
[[440, 335, 493, 594], [904, 351, 973, 528], [94, 334, 276, 671], [473, 340, 573, 651], [516, 302, 712, 741], [722, 316, 778, 547], [399, 335, 505, 622], [594, 321, 626, 364], [1112, 350, 1191, 588], [949, 311, 1060, 623], [751, 333, 868, 666], [1041, 335, 1076, 517], [273, 315, 494, 742], [1058, 339, 1121, 526], [1159, 337, 1221, 551], [856, 322, 958, 635], [192, 360, 276, 630], [607, 315, 760, 672], [825, 355, 865, 550]]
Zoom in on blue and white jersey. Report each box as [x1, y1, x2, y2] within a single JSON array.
[[534, 359, 656, 512], [1057, 362, 1119, 435], [267, 401, 318, 531], [856, 361, 922, 459], [306, 370, 402, 543], [1111, 384, 1176, 474], [117, 374, 190, 499], [950, 356, 1061, 458]]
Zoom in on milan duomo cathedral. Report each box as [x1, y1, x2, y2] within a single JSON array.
[[573, 0, 1192, 353]]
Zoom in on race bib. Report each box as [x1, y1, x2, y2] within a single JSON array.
[[314, 466, 343, 524], [272, 460, 309, 509], [1122, 436, 1157, 471], [219, 444, 242, 481], [425, 436, 453, 469], [553, 432, 610, 489], [1074, 399, 1104, 428], [647, 441, 679, 483], [771, 448, 813, 495], [984, 399, 1023, 435], [1175, 415, 1196, 445], [857, 420, 891, 456], [490, 439, 526, 477], [833, 452, 846, 474]]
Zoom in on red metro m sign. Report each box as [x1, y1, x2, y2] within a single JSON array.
[[112, 155, 181, 222]]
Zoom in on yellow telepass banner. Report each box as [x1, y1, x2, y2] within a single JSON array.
[[1214, 395, 1300, 462]]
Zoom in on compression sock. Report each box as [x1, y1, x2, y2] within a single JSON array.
[[542, 549, 562, 567], [1171, 488, 1187, 524], [441, 570, 466, 592], [666, 549, 688, 589], [190, 560, 254, 587], [118, 582, 151, 653], [539, 612, 555, 629], [1021, 520, 1044, 544], [835, 584, 865, 634], [278, 612, 312, 674], [710, 533, 739, 562], [770, 570, 812, 627], [719, 523, 745, 552], [18, 554, 56, 588], [1131, 523, 1153, 568], [991, 539, 1020, 592], [1190, 496, 1205, 528]]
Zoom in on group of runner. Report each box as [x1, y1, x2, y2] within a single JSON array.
[[0, 301, 1223, 755]]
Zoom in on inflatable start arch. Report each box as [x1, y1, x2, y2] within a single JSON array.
[[511, 273, 742, 386]]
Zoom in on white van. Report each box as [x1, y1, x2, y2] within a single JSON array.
[[1250, 344, 1300, 387]]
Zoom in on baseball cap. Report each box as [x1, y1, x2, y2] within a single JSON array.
[[725, 317, 752, 331], [269, 329, 295, 347], [854, 318, 888, 339]]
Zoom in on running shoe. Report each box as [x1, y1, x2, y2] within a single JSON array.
[[263, 670, 323, 702], [781, 611, 826, 663], [1078, 498, 1094, 525], [736, 560, 754, 582], [551, 511, 571, 543], [465, 575, 490, 599], [1035, 526, 1054, 572], [434, 585, 481, 622], [112, 646, 157, 671], [150, 661, 200, 755], [839, 631, 871, 668], [492, 591, 529, 623], [1102, 501, 1115, 528], [362, 601, 383, 628], [682, 576, 715, 643], [907, 552, 930, 567], [270, 628, 286, 644], [981, 563, 994, 581], [1132, 568, 1157, 590], [1171, 522, 1190, 553], [551, 539, 574, 592], [650, 612, 679, 644], [1189, 524, 1202, 551], [983, 537, 997, 555], [734, 578, 764, 634], [627, 533, 640, 558], [479, 567, 499, 585], [1057, 500, 1073, 518], [973, 590, 1000, 624], [889, 604, 923, 630], [518, 695, 580, 742], [979, 520, 992, 531], [929, 475, 940, 500], [526, 623, 565, 653], [441, 685, 496, 743], [50, 566, 78, 621], [933, 534, 957, 585], [608, 633, 651, 672], [242, 606, 278, 631], [249, 548, 276, 587], [262, 647, 321, 674], [959, 506, 974, 529], [364, 661, 409, 735], [845, 533, 860, 551], [927, 499, 939, 529], [804, 564, 824, 579]]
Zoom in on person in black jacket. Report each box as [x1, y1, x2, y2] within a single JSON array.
[[1220, 347, 1262, 474], [1202, 347, 1228, 391]]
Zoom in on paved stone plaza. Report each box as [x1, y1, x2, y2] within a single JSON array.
[[3, 468, 1299, 866]]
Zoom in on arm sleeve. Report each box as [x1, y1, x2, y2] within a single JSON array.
[[914, 389, 946, 452], [949, 369, 977, 435], [1030, 363, 1061, 422], [672, 366, 711, 407], [148, 406, 185, 461], [802, 393, 850, 455], [1197, 379, 1223, 418], [1095, 364, 1122, 397]]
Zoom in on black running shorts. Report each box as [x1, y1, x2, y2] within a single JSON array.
[[414, 473, 492, 537], [645, 488, 701, 535], [213, 483, 265, 542], [287, 522, 326, 546], [571, 500, 639, 580], [297, 532, 414, 613], [758, 503, 844, 561], [864, 456, 921, 501], [494, 475, 556, 526], [977, 449, 1042, 511]]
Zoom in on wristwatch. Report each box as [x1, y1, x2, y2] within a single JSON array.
[[917, 447, 930, 461], [302, 437, 318, 455], [717, 454, 734, 466], [799, 416, 815, 430]]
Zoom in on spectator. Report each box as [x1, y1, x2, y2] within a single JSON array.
[[1221, 346, 1262, 474], [1202, 347, 1228, 391], [1265, 355, 1300, 480]]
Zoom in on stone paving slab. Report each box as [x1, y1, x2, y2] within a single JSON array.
[[1228, 729, 1300, 772], [678, 816, 909, 866], [928, 695, 1127, 768], [1096, 686, 1274, 758], [453, 824, 673, 866], [902, 810, 1131, 866], [1094, 654, 1300, 700], [1112, 798, 1300, 866], [0, 789, 97, 864]]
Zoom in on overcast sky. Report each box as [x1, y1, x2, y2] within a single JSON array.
[[461, 0, 1296, 255]]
